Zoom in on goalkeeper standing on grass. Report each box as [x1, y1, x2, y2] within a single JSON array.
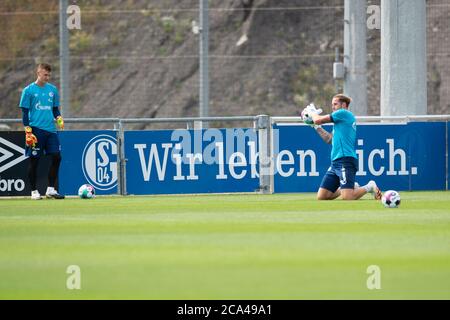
[[19, 63, 65, 200], [301, 94, 382, 201]]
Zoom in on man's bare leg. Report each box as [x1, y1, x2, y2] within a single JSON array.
[[341, 187, 368, 200], [317, 188, 341, 200], [340, 181, 382, 200]]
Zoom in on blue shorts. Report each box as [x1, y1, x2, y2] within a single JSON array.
[[25, 127, 61, 158], [320, 157, 357, 192]]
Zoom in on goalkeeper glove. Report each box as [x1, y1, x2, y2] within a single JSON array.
[[301, 109, 314, 125], [56, 116, 64, 130], [301, 103, 323, 125], [25, 126, 37, 148], [300, 112, 321, 129], [305, 103, 323, 115]]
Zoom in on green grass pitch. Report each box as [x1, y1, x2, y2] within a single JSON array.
[[0, 191, 449, 299]]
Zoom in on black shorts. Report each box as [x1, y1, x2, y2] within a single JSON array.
[[320, 157, 357, 193], [25, 127, 61, 158]]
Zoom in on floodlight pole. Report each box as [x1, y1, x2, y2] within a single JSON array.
[[381, 0, 427, 116], [59, 0, 70, 118], [199, 0, 209, 127], [343, 0, 368, 116]]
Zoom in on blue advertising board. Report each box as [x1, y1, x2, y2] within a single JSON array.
[[273, 122, 447, 192], [54, 122, 447, 196], [59, 131, 118, 195], [124, 128, 260, 195]]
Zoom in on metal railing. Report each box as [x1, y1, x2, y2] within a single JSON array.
[[272, 114, 450, 124], [2, 114, 449, 126]]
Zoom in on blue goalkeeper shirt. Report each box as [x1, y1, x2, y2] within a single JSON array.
[[330, 108, 357, 161], [19, 82, 60, 133]]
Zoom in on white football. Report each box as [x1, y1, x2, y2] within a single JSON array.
[[78, 184, 95, 199], [381, 190, 401, 208]]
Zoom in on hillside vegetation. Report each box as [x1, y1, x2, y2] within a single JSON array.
[[0, 0, 448, 129]]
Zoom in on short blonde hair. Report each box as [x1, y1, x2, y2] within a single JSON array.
[[333, 94, 352, 107], [37, 63, 52, 72]]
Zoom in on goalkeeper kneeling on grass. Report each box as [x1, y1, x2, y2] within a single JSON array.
[[301, 94, 382, 201]]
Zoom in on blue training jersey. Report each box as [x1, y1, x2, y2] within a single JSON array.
[[19, 82, 60, 133], [330, 108, 357, 161]]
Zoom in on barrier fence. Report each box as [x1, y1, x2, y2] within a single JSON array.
[[0, 115, 449, 197]]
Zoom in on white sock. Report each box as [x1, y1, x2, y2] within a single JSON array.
[[363, 181, 375, 193], [46, 187, 55, 194]]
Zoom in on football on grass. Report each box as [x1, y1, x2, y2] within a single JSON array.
[[381, 190, 401, 208], [78, 184, 95, 199]]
